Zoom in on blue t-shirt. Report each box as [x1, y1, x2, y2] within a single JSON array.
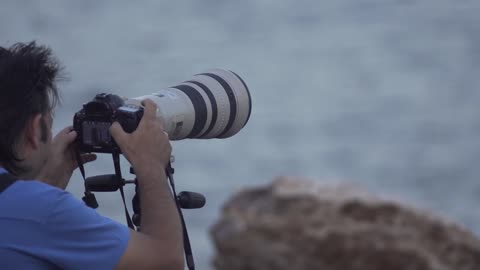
[[0, 168, 130, 270]]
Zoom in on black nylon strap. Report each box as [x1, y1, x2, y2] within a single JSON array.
[[120, 185, 135, 230], [113, 153, 135, 230], [166, 164, 195, 270], [0, 173, 17, 194]]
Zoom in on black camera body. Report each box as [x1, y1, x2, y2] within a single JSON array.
[[73, 93, 144, 153]]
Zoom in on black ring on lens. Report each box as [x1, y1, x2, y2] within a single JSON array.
[[172, 85, 208, 138], [199, 73, 237, 137], [230, 71, 251, 127], [187, 80, 217, 138]]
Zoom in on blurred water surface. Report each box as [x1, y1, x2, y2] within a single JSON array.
[[2, 0, 480, 268]]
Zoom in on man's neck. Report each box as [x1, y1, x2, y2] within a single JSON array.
[[0, 163, 36, 179], [15, 169, 35, 179]]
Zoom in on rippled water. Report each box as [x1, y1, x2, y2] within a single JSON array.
[[2, 0, 480, 268]]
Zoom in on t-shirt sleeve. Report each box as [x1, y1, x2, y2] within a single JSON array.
[[43, 190, 130, 270]]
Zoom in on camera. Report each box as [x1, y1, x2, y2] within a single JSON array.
[[73, 93, 144, 153], [73, 68, 251, 153]]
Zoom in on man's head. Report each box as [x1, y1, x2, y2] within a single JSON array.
[[0, 41, 61, 177]]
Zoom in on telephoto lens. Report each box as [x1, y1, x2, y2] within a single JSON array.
[[126, 68, 252, 140]]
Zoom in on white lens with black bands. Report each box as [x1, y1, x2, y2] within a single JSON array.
[[126, 68, 251, 140]]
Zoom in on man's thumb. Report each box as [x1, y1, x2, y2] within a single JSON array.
[[109, 122, 127, 144]]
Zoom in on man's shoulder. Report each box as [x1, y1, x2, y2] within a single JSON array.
[[0, 180, 70, 224], [0, 179, 130, 270]]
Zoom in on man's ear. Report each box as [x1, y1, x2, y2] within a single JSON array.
[[24, 113, 44, 150]]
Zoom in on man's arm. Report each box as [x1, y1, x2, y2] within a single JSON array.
[[114, 170, 184, 270], [110, 99, 184, 270]]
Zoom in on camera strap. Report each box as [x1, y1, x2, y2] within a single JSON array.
[[112, 152, 135, 230], [166, 164, 195, 270]]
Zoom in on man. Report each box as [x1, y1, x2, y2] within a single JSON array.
[[0, 42, 184, 269]]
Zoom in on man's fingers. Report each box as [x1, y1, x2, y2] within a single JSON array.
[[59, 126, 74, 135], [140, 99, 166, 130], [55, 129, 77, 147], [66, 130, 77, 143], [141, 99, 158, 121], [109, 122, 128, 145], [54, 126, 75, 141], [157, 115, 166, 131]]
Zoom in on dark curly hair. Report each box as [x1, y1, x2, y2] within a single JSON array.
[[0, 41, 62, 175]]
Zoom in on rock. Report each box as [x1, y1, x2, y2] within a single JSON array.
[[210, 177, 480, 270]]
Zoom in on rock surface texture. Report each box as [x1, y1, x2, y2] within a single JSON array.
[[210, 177, 480, 270]]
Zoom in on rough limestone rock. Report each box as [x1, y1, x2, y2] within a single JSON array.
[[210, 177, 480, 270]]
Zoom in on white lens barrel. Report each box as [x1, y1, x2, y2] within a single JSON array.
[[184, 73, 231, 138], [126, 89, 196, 139], [180, 81, 213, 137], [125, 68, 251, 140], [199, 68, 251, 138]]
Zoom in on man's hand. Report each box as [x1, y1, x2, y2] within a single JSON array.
[[110, 99, 171, 174], [38, 126, 97, 189]]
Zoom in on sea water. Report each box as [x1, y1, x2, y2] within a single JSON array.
[[2, 0, 480, 268]]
